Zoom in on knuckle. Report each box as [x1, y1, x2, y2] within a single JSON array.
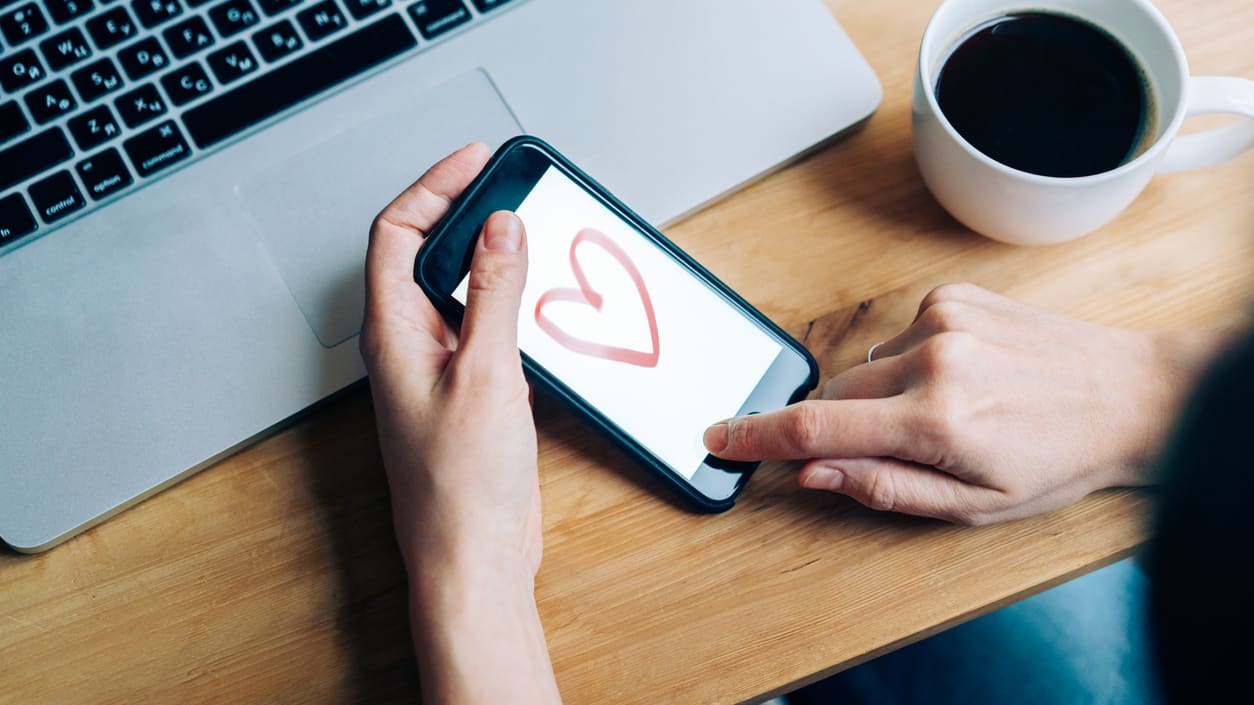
[[862, 469, 897, 513], [917, 330, 976, 376], [917, 383, 966, 451], [922, 282, 981, 309], [918, 301, 971, 334], [782, 402, 826, 453]]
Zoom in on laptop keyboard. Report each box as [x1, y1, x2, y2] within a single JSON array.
[[0, 0, 519, 250]]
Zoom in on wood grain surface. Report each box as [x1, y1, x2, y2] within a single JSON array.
[[2, 1, 1252, 703]]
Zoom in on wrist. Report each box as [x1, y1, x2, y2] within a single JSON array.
[[1110, 329, 1227, 486]]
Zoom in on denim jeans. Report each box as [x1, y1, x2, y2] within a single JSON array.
[[789, 559, 1162, 705]]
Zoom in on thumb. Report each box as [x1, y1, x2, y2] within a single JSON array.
[[459, 211, 529, 362], [799, 457, 1004, 526]]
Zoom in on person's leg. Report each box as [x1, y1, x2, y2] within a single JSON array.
[[789, 559, 1162, 705]]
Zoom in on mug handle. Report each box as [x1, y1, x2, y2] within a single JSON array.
[[1159, 76, 1254, 173]]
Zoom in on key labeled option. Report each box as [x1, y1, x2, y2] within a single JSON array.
[[71, 58, 126, 102], [123, 120, 190, 177], [207, 41, 259, 83], [161, 63, 215, 105], [67, 105, 122, 151], [115, 83, 168, 127], [77, 148, 134, 200], [25, 79, 77, 124], [0, 193, 38, 243], [0, 49, 48, 93], [29, 170, 86, 224]]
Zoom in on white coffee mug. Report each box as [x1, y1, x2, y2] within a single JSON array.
[[912, 0, 1254, 246]]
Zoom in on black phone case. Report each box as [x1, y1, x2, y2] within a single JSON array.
[[414, 136, 820, 512]]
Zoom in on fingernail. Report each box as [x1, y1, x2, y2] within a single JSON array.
[[484, 212, 523, 252], [703, 421, 730, 453], [802, 466, 845, 491]]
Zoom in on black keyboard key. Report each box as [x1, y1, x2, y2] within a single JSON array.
[[1, 3, 49, 46], [40, 27, 93, 71], [123, 120, 189, 176], [296, 0, 344, 41], [160, 62, 213, 105], [408, 0, 469, 40], [25, 79, 77, 124], [470, 0, 513, 12], [187, 0, 214, 6], [29, 170, 85, 224], [208, 0, 260, 37], [253, 19, 302, 62], [76, 148, 133, 200], [0, 128, 73, 191], [67, 104, 122, 150], [206, 41, 258, 84], [86, 7, 137, 49], [184, 15, 416, 149], [0, 102, 30, 144], [0, 193, 39, 243], [163, 15, 215, 58], [46, 0, 95, 24], [71, 58, 126, 102], [342, 0, 389, 20], [115, 83, 167, 127], [131, 0, 182, 28], [0, 49, 48, 93], [257, 0, 302, 16], [117, 37, 170, 79]]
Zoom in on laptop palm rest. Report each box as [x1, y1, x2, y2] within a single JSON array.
[[239, 68, 523, 348]]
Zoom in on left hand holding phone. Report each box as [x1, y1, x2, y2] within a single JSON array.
[[360, 143, 562, 705]]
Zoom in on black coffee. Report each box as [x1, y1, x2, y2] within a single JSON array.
[[935, 12, 1154, 178]]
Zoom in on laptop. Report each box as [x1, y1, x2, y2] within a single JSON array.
[[0, 0, 881, 552]]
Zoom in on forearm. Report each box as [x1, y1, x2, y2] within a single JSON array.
[[408, 551, 562, 705]]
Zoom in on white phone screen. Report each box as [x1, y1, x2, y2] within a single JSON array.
[[454, 166, 784, 478]]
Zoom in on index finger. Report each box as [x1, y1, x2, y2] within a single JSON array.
[[703, 399, 917, 462], [365, 142, 492, 303]]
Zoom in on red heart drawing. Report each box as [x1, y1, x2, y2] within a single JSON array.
[[534, 228, 661, 368]]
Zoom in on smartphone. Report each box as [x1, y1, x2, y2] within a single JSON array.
[[415, 137, 818, 511]]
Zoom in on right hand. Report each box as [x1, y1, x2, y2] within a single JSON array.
[[703, 283, 1220, 525]]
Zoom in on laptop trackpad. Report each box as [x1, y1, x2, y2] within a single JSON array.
[[239, 69, 523, 348]]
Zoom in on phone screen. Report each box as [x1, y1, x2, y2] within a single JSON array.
[[454, 166, 788, 478]]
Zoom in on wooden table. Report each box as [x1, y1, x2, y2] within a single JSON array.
[[3, 1, 1251, 703]]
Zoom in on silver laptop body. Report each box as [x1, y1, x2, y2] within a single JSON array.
[[0, 0, 880, 551]]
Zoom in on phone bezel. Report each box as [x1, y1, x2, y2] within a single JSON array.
[[414, 136, 819, 511]]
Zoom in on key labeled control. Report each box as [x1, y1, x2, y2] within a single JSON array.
[[29, 170, 86, 224]]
